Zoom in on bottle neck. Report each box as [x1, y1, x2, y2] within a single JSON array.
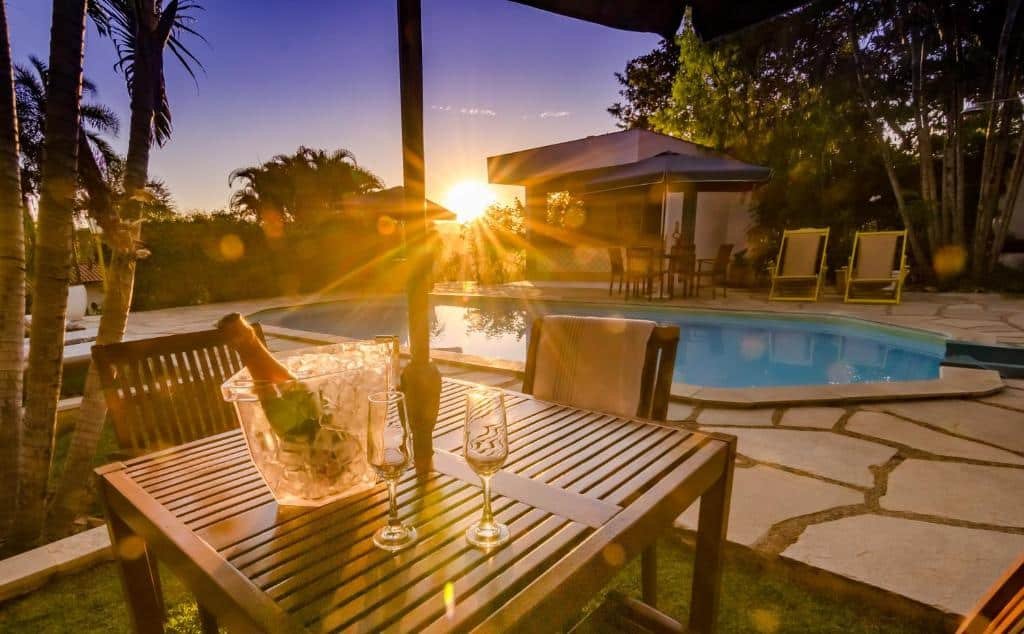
[[218, 314, 295, 384]]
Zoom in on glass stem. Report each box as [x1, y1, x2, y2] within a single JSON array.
[[480, 475, 494, 528], [388, 478, 400, 527]]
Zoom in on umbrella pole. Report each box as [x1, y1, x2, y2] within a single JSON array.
[[397, 0, 441, 472]]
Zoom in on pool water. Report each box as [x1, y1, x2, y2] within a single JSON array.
[[251, 296, 946, 388]]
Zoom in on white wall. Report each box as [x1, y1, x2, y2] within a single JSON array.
[[693, 191, 753, 260]]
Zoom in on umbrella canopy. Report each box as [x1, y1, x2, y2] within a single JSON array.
[[583, 151, 771, 192], [343, 186, 456, 221], [510, 0, 808, 39]]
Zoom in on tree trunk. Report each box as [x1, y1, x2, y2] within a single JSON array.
[[908, 34, 940, 254], [45, 3, 157, 537], [12, 0, 88, 552], [989, 129, 1024, 271], [847, 12, 930, 275], [971, 0, 1021, 279], [0, 0, 26, 548]]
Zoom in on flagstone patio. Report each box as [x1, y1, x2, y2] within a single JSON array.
[[69, 285, 1024, 619]]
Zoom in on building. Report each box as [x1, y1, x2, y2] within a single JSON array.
[[487, 129, 771, 281]]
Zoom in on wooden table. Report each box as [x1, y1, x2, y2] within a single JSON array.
[[97, 378, 736, 633]]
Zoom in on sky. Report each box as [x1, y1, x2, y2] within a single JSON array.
[[7, 0, 662, 214]]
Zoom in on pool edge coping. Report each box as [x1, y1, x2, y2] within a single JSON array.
[[259, 325, 1005, 408]]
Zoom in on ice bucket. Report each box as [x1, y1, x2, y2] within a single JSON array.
[[222, 340, 396, 506]]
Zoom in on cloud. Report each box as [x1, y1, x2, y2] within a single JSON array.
[[431, 104, 496, 117], [539, 111, 571, 119]]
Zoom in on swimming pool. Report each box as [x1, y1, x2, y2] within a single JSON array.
[[250, 296, 946, 388]]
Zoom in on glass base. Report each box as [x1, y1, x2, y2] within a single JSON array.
[[466, 520, 510, 550], [373, 523, 417, 552]]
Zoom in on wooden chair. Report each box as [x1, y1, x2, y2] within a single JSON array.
[[92, 324, 266, 457], [768, 228, 830, 302], [957, 553, 1024, 633], [625, 246, 664, 300], [522, 316, 679, 420], [666, 243, 696, 298], [694, 243, 733, 299], [844, 229, 909, 304], [608, 247, 625, 296]]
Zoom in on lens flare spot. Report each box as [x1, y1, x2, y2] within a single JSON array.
[[750, 608, 780, 633], [117, 535, 146, 561], [826, 361, 854, 384], [933, 244, 967, 278], [261, 209, 284, 239], [443, 581, 456, 619], [377, 215, 398, 236], [740, 334, 767, 360], [602, 543, 626, 567], [563, 205, 586, 229], [219, 234, 245, 261]]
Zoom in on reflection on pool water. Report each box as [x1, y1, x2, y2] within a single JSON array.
[[250, 296, 946, 388]]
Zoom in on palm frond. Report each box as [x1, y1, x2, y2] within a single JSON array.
[[81, 103, 121, 135]]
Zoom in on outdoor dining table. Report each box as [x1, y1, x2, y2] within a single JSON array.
[[96, 377, 736, 633]]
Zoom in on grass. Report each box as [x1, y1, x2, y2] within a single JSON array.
[[0, 537, 946, 633]]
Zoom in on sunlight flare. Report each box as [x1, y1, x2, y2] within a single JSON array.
[[444, 180, 497, 223]]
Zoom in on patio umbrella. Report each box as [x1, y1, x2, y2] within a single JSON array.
[[583, 151, 772, 192], [395, 0, 810, 468]]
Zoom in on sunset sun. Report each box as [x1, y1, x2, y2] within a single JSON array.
[[444, 180, 497, 223]]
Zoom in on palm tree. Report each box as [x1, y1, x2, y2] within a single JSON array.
[[12, 0, 90, 552], [0, 0, 26, 548], [15, 56, 122, 264], [229, 146, 383, 224], [15, 56, 120, 198], [46, 0, 203, 538]]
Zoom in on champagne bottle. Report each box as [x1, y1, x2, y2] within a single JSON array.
[[217, 313, 321, 440]]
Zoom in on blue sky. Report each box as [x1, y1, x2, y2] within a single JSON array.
[[8, 1, 662, 212]]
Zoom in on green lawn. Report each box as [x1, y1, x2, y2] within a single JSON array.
[[0, 537, 947, 633]]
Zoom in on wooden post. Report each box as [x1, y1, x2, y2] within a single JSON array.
[[397, 0, 441, 472]]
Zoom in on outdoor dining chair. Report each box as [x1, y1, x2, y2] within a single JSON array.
[[607, 246, 625, 296], [694, 243, 734, 299], [92, 324, 266, 456], [768, 228, 830, 302], [843, 229, 909, 305], [521, 315, 679, 420], [625, 246, 664, 300]]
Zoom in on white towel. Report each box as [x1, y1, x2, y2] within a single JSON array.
[[532, 315, 655, 418]]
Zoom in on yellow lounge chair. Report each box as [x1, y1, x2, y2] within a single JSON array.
[[768, 228, 830, 302], [844, 230, 909, 304]]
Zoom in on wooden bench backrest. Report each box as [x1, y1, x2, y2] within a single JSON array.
[[521, 317, 679, 420], [92, 324, 265, 455]]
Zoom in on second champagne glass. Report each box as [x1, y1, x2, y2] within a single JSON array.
[[464, 387, 510, 549], [367, 391, 417, 551]]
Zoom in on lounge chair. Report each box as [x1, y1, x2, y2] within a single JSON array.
[[694, 243, 733, 299], [768, 228, 830, 302], [843, 229, 909, 304], [522, 315, 679, 420]]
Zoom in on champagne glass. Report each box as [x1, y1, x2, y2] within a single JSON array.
[[367, 391, 417, 551], [464, 388, 511, 549]]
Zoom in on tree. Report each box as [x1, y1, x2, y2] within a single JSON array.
[[0, 0, 26, 547], [229, 146, 383, 225], [608, 38, 679, 130], [12, 0, 90, 552], [15, 56, 120, 198], [623, 1, 1023, 281], [46, 0, 202, 538]]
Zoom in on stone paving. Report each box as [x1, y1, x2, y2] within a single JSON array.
[[76, 286, 1024, 619]]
